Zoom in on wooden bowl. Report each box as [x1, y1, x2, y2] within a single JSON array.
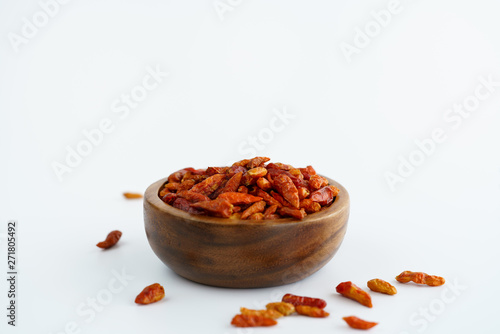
[[143, 176, 349, 288]]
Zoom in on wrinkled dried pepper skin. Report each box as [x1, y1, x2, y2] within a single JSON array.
[[190, 199, 233, 218], [206, 166, 229, 175], [247, 157, 270, 169], [135, 283, 165, 305], [267, 162, 292, 171], [96, 230, 122, 249], [279, 207, 306, 219], [159, 157, 339, 220], [219, 172, 242, 194], [240, 307, 283, 319], [336, 281, 373, 308], [241, 201, 266, 219], [265, 302, 295, 316], [310, 185, 339, 206], [257, 177, 272, 191], [176, 190, 210, 203], [173, 198, 204, 215], [161, 193, 177, 205], [282, 294, 327, 309], [263, 204, 278, 218], [255, 189, 281, 207], [367, 279, 397, 295], [231, 314, 277, 327], [217, 192, 262, 205], [299, 165, 316, 180], [295, 305, 329, 318], [300, 199, 321, 213], [308, 175, 328, 190], [343, 316, 378, 330], [189, 174, 225, 196], [273, 174, 300, 208], [395, 271, 445, 286], [297, 187, 310, 200]]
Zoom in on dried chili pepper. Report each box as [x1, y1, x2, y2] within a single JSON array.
[[266, 302, 295, 316], [135, 283, 165, 305], [241, 201, 266, 219], [256, 176, 272, 191], [190, 199, 233, 218], [395, 271, 445, 286], [270, 191, 290, 207], [263, 204, 278, 218], [256, 189, 282, 207], [267, 162, 292, 170], [237, 185, 248, 194], [246, 157, 270, 169], [161, 193, 177, 205], [189, 174, 225, 196], [309, 175, 328, 190], [247, 213, 264, 220], [219, 172, 243, 194], [295, 305, 329, 318], [172, 198, 204, 215], [297, 187, 310, 200], [299, 165, 316, 180], [278, 207, 306, 219], [206, 166, 229, 175], [367, 279, 397, 295], [217, 192, 262, 205], [178, 179, 196, 191], [336, 281, 373, 308], [343, 316, 378, 330], [247, 167, 267, 178], [159, 187, 170, 197], [232, 159, 251, 167], [164, 182, 181, 191], [227, 165, 247, 177], [167, 168, 192, 183], [282, 293, 327, 309], [96, 230, 122, 249], [176, 190, 210, 203], [310, 185, 339, 206], [300, 199, 321, 213], [240, 307, 283, 319], [230, 314, 277, 327], [123, 192, 143, 199], [159, 157, 339, 219], [273, 174, 300, 208]]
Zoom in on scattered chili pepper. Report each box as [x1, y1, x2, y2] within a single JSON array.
[[367, 278, 397, 295], [96, 230, 122, 249], [265, 302, 295, 316], [395, 271, 445, 286], [295, 305, 329, 318], [336, 281, 373, 308], [135, 283, 165, 305], [282, 293, 327, 309], [230, 314, 277, 327], [240, 307, 283, 319], [343, 316, 378, 330], [123, 192, 143, 199]]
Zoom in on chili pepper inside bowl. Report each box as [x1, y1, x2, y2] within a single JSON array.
[[143, 176, 349, 288]]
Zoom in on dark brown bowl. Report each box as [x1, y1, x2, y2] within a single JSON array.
[[143, 176, 349, 288]]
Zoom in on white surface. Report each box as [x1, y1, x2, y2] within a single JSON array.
[[1, 0, 500, 333]]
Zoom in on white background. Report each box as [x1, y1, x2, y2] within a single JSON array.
[[1, 0, 500, 333]]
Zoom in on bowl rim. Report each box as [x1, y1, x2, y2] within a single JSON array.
[[144, 175, 349, 227]]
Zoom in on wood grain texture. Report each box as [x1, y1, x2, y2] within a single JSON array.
[[143, 176, 349, 288]]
